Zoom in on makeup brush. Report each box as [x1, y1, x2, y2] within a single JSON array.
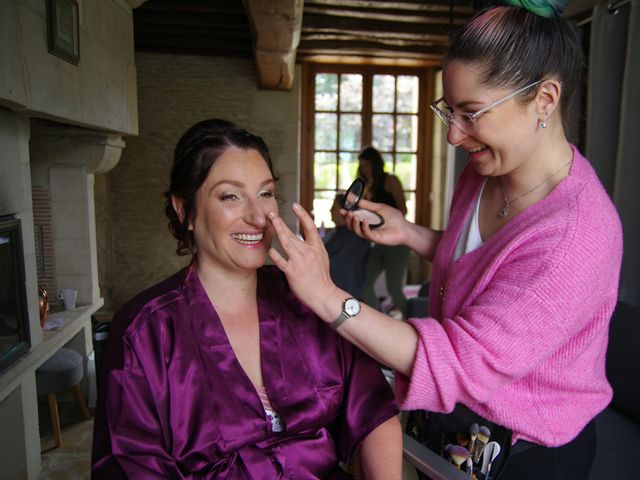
[[446, 444, 470, 469], [469, 423, 479, 456], [484, 442, 501, 480], [456, 430, 471, 448], [471, 426, 491, 463], [480, 441, 500, 476]]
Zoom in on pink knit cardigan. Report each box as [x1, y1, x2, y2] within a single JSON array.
[[396, 148, 623, 446]]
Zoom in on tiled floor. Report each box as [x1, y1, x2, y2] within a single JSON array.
[[36, 400, 93, 480]]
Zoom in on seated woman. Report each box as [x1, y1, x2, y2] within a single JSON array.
[[91, 119, 401, 479]]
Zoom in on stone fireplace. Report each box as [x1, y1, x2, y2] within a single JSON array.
[[0, 1, 138, 477], [0, 112, 126, 478]]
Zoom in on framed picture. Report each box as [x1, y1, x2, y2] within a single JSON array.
[[46, 0, 80, 65]]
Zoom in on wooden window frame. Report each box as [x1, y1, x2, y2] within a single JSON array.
[[301, 63, 437, 228]]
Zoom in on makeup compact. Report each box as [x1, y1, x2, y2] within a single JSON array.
[[342, 177, 384, 229]]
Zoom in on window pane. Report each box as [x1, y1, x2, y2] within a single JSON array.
[[315, 113, 337, 150], [314, 152, 337, 189], [381, 152, 394, 174], [339, 114, 361, 151], [338, 152, 359, 190], [372, 75, 395, 112], [405, 191, 416, 223], [396, 115, 418, 152], [313, 190, 337, 228], [396, 153, 417, 190], [340, 74, 363, 112], [397, 76, 419, 113], [315, 73, 338, 111], [372, 114, 394, 151]]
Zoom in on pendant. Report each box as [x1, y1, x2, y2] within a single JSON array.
[[498, 205, 509, 219]]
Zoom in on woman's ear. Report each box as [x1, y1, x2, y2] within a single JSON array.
[[535, 78, 562, 117], [171, 195, 193, 230]]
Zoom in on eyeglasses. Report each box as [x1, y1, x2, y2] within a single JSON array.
[[431, 81, 542, 134]]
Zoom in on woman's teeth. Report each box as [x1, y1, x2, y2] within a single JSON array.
[[232, 233, 263, 244], [468, 146, 486, 153]]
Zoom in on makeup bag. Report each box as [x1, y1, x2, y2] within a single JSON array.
[[405, 404, 512, 479]]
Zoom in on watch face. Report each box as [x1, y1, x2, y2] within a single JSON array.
[[344, 298, 361, 316]]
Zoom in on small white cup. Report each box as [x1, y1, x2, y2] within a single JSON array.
[[57, 289, 77, 310]]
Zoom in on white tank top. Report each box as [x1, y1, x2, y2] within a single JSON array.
[[453, 179, 486, 261]]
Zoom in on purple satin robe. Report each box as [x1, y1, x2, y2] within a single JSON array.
[[92, 266, 398, 479]]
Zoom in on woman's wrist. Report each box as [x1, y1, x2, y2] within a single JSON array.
[[406, 223, 442, 259]]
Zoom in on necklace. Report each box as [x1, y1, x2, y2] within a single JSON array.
[[497, 158, 572, 219]]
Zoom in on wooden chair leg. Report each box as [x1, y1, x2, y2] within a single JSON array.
[[72, 384, 92, 420], [47, 393, 62, 448]]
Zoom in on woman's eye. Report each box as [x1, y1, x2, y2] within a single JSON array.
[[260, 191, 275, 199], [219, 193, 239, 201]]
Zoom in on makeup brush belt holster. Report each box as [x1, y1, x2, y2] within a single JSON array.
[[405, 403, 512, 479]]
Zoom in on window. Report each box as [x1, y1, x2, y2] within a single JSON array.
[[301, 64, 436, 229]]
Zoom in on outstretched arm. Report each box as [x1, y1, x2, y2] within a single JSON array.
[[268, 203, 419, 375], [343, 198, 442, 260]]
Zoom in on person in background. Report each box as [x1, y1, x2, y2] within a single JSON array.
[[266, 0, 623, 478], [357, 146, 410, 317], [323, 193, 371, 299], [91, 119, 401, 479]]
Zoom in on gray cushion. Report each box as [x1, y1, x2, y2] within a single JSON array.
[[36, 347, 84, 395]]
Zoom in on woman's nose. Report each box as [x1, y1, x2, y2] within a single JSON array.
[[245, 199, 267, 227], [447, 122, 468, 146]]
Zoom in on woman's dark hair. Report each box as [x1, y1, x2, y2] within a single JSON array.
[[358, 146, 386, 192], [164, 119, 276, 256], [446, 0, 580, 132]]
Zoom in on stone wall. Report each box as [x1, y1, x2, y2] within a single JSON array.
[[96, 53, 301, 311]]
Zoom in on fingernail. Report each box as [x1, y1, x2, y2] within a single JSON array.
[[292, 202, 300, 210], [268, 211, 276, 219]]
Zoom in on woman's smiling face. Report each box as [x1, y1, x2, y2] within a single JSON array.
[[189, 147, 278, 274], [442, 60, 540, 177]]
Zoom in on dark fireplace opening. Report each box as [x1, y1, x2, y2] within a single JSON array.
[[0, 216, 30, 372]]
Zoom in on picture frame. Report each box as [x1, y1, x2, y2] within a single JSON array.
[[46, 0, 80, 65]]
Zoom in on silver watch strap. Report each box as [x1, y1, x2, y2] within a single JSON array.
[[330, 311, 350, 330]]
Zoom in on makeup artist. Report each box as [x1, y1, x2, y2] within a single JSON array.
[[267, 0, 623, 478]]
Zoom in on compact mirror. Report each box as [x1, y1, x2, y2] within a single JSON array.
[[342, 177, 385, 229]]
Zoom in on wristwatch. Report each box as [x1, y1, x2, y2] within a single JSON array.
[[331, 297, 361, 329]]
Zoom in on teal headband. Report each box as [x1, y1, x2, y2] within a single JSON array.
[[502, 0, 564, 18]]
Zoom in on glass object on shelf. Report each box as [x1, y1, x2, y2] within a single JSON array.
[[315, 73, 338, 111], [397, 76, 419, 113], [340, 74, 363, 112], [339, 114, 362, 151], [372, 114, 394, 151], [372, 75, 395, 112], [396, 115, 418, 152], [315, 113, 337, 150], [313, 152, 337, 189]]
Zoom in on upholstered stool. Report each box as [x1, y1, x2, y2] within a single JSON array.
[[35, 347, 91, 448]]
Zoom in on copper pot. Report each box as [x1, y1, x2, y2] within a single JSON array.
[[38, 286, 49, 328]]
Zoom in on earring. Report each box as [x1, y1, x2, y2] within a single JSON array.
[[540, 121, 547, 129]]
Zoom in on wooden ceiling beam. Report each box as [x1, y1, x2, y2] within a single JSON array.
[[303, 5, 473, 22], [303, 13, 459, 35], [243, 0, 303, 90], [304, 0, 473, 11]]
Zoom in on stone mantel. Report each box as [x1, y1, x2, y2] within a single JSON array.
[[29, 121, 126, 175]]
